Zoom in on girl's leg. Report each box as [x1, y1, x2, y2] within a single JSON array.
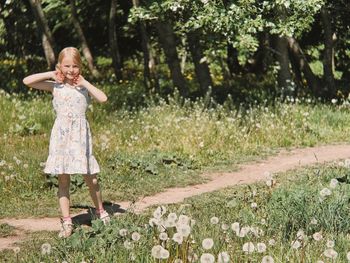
[[84, 174, 104, 212], [58, 174, 71, 218], [58, 174, 73, 238]]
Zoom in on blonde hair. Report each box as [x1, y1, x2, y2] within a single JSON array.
[[56, 47, 83, 72]]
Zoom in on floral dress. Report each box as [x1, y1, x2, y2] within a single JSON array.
[[44, 83, 100, 175]]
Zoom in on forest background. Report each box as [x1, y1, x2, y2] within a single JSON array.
[[1, 0, 349, 105]]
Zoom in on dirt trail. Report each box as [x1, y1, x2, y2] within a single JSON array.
[[2, 144, 350, 251]]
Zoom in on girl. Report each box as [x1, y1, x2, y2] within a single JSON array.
[[23, 47, 110, 238]]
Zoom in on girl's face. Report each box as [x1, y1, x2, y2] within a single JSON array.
[[60, 56, 80, 80]]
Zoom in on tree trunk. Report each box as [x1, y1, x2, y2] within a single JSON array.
[[227, 44, 243, 75], [132, 0, 159, 91], [187, 30, 212, 95], [109, 0, 123, 80], [156, 22, 188, 97], [320, 6, 336, 98], [69, 0, 100, 78], [287, 37, 321, 97], [274, 35, 293, 99], [28, 0, 56, 69]]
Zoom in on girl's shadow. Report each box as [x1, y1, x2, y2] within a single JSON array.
[[71, 201, 126, 226]]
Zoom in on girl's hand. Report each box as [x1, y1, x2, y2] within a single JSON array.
[[73, 74, 86, 87], [54, 69, 64, 83]]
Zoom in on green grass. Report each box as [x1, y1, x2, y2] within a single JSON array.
[[0, 223, 16, 238], [2, 161, 350, 261], [1, 89, 350, 218]]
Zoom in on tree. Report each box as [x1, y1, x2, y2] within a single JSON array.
[[109, 0, 123, 80], [28, 0, 56, 69], [69, 0, 100, 78]]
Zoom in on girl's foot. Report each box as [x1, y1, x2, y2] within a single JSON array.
[[98, 210, 111, 225], [58, 219, 73, 238]]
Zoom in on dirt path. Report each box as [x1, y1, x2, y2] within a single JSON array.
[[2, 144, 350, 251]]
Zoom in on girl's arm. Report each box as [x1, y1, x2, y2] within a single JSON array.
[[77, 76, 108, 103], [22, 71, 56, 92]]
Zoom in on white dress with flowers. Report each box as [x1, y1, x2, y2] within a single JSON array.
[[44, 83, 100, 175]]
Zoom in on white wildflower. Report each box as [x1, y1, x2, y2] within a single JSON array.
[[131, 232, 141, 241], [221, 223, 229, 231], [168, 212, 177, 222], [202, 238, 214, 250], [151, 245, 163, 259], [159, 232, 168, 241], [238, 226, 250, 237], [320, 188, 332, 197], [291, 240, 301, 249], [172, 233, 183, 244], [323, 248, 338, 259], [217, 251, 230, 263], [251, 202, 258, 209], [210, 216, 219, 224], [346, 251, 350, 260], [119, 228, 128, 237], [123, 240, 133, 250], [176, 223, 191, 237], [261, 255, 274, 263], [312, 232, 323, 241], [160, 248, 170, 259], [41, 243, 51, 255], [329, 178, 338, 189], [242, 242, 255, 253], [268, 239, 276, 246], [326, 240, 335, 248], [231, 222, 240, 233], [200, 253, 215, 263], [257, 242, 267, 253], [178, 215, 190, 225]]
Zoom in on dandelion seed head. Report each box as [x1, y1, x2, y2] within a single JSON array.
[[123, 240, 133, 250], [175, 223, 191, 237], [242, 242, 255, 253], [326, 240, 335, 248], [210, 216, 219, 224], [323, 248, 338, 259], [119, 228, 128, 237], [172, 233, 183, 244], [320, 188, 332, 197], [41, 243, 51, 255], [202, 238, 214, 250], [329, 178, 338, 189], [131, 232, 141, 241], [231, 222, 240, 233], [221, 223, 229, 231], [268, 239, 276, 246], [200, 253, 215, 263], [160, 248, 170, 259], [159, 232, 168, 240], [151, 245, 163, 259], [178, 214, 190, 225], [312, 232, 323, 241], [257, 242, 267, 253], [261, 255, 274, 263], [217, 251, 230, 263], [291, 240, 301, 249]]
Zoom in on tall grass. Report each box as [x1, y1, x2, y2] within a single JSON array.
[[1, 88, 350, 217]]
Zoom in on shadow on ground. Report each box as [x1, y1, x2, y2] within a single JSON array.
[[71, 201, 126, 226]]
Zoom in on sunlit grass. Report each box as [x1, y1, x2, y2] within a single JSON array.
[[3, 161, 350, 262], [1, 89, 350, 218]]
